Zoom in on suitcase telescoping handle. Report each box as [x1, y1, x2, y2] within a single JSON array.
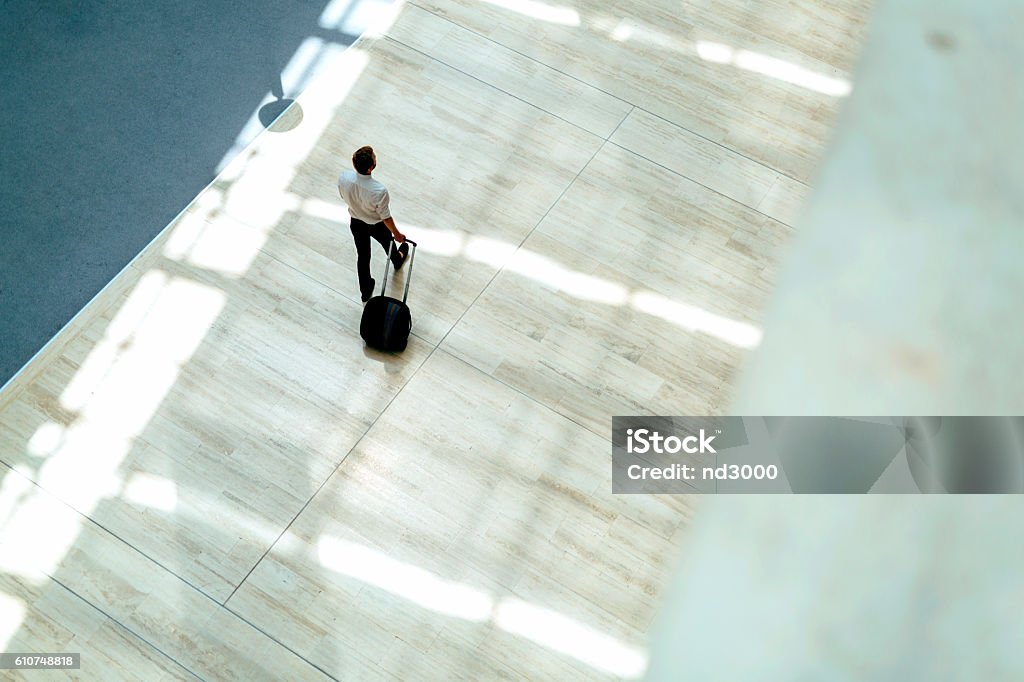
[[380, 239, 418, 303]]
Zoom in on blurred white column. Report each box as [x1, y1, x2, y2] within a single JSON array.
[[647, 1, 1024, 679], [733, 0, 1024, 416]]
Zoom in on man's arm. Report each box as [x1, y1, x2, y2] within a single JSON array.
[[376, 189, 405, 243], [382, 216, 405, 243]]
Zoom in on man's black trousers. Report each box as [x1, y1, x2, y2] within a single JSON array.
[[350, 217, 403, 300]]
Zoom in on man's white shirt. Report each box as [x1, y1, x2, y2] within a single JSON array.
[[338, 170, 392, 224]]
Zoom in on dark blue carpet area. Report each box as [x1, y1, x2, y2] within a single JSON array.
[[0, 0, 360, 385]]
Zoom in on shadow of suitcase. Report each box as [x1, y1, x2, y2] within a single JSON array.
[[360, 239, 417, 352]]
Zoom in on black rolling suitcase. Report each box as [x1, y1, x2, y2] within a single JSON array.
[[360, 239, 418, 352]]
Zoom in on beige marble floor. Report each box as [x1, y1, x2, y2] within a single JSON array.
[[0, 0, 871, 679]]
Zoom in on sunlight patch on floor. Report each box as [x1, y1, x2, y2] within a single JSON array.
[[317, 534, 648, 678]]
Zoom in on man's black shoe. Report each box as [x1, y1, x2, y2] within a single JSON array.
[[361, 277, 375, 303]]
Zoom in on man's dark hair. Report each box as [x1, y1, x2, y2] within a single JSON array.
[[352, 146, 375, 174]]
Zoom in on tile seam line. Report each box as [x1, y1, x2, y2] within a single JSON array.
[[248, 247, 434, 346], [404, 111, 629, 425], [423, 110, 624, 364], [402, 1, 812, 187], [343, 364, 652, 637], [636, 107, 813, 188], [0, 460, 227, 606], [42, 574, 206, 682], [604, 138, 795, 228], [404, 0, 633, 106], [436, 346, 611, 445], [378, 34, 611, 138], [408, 355, 671, 632], [0, 460, 338, 682], [223, 338, 441, 606]]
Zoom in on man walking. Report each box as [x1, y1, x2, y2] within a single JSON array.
[[338, 145, 408, 302]]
